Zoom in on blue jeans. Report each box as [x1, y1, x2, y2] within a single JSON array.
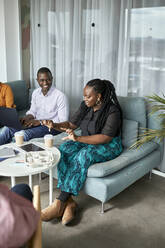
[[11, 183, 33, 202], [0, 125, 60, 145]]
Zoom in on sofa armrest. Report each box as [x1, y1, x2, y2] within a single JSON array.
[[146, 104, 164, 163]]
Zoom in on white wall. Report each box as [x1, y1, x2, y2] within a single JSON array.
[[0, 0, 7, 81], [0, 0, 22, 82]]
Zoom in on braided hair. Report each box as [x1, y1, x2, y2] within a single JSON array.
[[80, 79, 122, 133]]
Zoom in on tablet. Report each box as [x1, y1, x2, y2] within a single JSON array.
[[20, 143, 45, 152]]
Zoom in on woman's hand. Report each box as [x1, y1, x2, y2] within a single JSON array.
[[62, 128, 78, 141], [41, 120, 54, 130], [41, 120, 77, 132]]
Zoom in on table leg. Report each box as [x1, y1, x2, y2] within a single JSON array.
[[39, 173, 41, 184], [29, 175, 32, 190], [49, 168, 53, 205], [11, 177, 16, 187]]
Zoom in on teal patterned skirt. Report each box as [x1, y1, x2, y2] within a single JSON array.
[[57, 136, 123, 196]]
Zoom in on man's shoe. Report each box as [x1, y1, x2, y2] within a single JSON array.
[[62, 197, 78, 225], [41, 199, 67, 222]]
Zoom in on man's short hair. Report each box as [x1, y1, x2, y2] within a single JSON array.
[[37, 67, 52, 79]]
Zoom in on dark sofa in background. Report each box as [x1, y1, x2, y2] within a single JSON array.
[[6, 80, 30, 117]]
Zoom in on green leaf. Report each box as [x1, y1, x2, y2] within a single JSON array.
[[146, 94, 165, 104], [130, 93, 165, 150]]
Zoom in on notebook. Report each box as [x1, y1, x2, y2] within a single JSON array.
[[0, 107, 26, 130], [0, 147, 19, 162], [0, 147, 16, 158]]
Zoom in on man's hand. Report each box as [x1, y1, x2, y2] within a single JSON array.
[[23, 119, 40, 128], [62, 129, 78, 142], [20, 115, 34, 125]]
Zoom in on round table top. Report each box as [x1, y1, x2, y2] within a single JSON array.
[[0, 141, 61, 177]]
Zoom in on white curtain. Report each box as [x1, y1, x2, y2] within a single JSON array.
[[30, 0, 125, 113], [127, 0, 165, 96], [116, 0, 132, 96], [30, 0, 165, 103]]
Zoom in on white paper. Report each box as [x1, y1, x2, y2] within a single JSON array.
[[0, 147, 16, 158]]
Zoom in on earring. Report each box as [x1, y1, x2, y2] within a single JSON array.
[[96, 98, 101, 105]]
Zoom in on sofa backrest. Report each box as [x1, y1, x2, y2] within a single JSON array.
[[118, 96, 164, 159], [118, 96, 146, 148], [5, 80, 29, 111], [118, 96, 146, 128]]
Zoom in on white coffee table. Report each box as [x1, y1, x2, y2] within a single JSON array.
[[0, 141, 61, 205]]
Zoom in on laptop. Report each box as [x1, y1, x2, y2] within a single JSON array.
[[0, 107, 26, 130]]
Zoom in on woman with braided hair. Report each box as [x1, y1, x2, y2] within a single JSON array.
[[41, 79, 123, 225]]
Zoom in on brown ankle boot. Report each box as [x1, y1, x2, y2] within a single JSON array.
[[62, 197, 78, 225], [41, 199, 67, 222]]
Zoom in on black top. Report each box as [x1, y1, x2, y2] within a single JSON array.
[[70, 104, 121, 137]]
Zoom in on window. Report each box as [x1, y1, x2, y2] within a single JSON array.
[[128, 7, 165, 96]]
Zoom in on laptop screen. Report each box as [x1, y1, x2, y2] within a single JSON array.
[[0, 107, 22, 130]]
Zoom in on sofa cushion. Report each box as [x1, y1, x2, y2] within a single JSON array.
[[122, 119, 138, 148], [87, 141, 158, 178]]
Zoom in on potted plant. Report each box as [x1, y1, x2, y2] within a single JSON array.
[[130, 94, 165, 149]]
